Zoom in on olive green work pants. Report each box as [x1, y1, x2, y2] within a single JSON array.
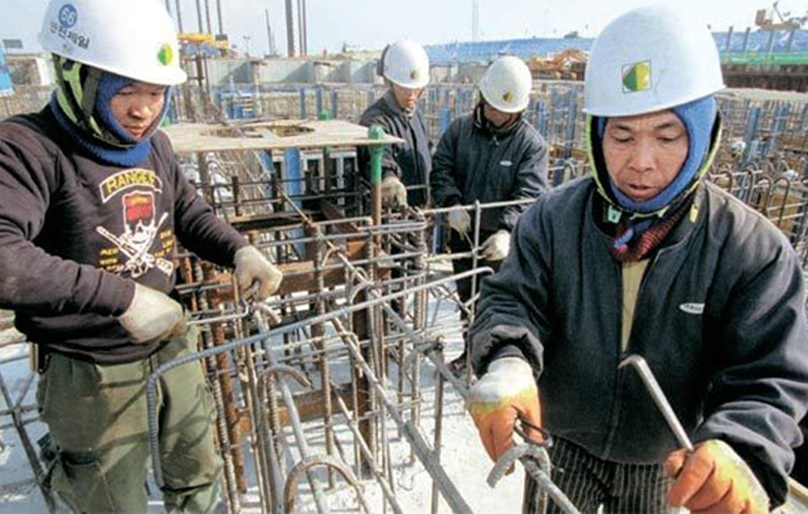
[[36, 333, 222, 513]]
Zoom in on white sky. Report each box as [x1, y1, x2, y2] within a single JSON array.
[[1, 0, 806, 55]]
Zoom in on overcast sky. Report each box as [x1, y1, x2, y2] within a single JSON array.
[[2, 0, 806, 56]]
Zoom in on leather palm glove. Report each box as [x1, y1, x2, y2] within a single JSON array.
[[118, 283, 187, 344], [381, 175, 407, 208], [467, 357, 543, 463], [480, 229, 511, 261], [447, 207, 471, 235], [235, 246, 283, 302], [665, 439, 769, 513]]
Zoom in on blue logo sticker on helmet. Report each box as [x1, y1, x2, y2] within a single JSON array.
[[622, 61, 652, 93], [58, 4, 78, 29]]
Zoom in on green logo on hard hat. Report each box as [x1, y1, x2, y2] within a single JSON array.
[[502, 91, 514, 104], [157, 44, 174, 66], [622, 61, 652, 93], [410, 70, 420, 81]]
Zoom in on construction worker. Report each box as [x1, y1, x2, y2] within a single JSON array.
[[359, 39, 432, 208], [430, 56, 547, 376], [467, 6, 808, 513], [0, 0, 282, 511]]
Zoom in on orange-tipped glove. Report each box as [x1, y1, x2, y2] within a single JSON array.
[[665, 439, 769, 513], [467, 357, 542, 463]]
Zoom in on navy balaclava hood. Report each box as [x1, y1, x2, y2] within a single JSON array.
[[49, 57, 170, 167], [599, 95, 718, 214]]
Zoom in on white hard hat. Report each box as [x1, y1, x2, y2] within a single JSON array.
[[382, 40, 430, 89], [479, 56, 532, 113], [584, 5, 724, 116], [38, 0, 186, 86]]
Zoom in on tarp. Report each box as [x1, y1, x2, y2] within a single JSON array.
[[426, 29, 808, 66], [0, 45, 13, 97]]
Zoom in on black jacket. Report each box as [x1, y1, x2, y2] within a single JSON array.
[[430, 112, 548, 234], [471, 177, 808, 506], [0, 108, 247, 363], [359, 90, 432, 207]]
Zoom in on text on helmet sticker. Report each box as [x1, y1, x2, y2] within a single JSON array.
[[58, 4, 78, 28], [622, 61, 652, 93], [50, 3, 90, 50]]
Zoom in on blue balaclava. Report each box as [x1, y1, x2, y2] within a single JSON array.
[[600, 95, 718, 214], [50, 56, 170, 167], [590, 95, 719, 249]]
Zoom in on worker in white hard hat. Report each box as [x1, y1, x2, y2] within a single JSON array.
[[467, 6, 807, 513], [359, 39, 432, 208], [430, 55, 547, 377], [0, 0, 282, 510]]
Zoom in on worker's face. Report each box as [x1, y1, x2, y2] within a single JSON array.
[[110, 82, 168, 140], [602, 110, 689, 203], [483, 103, 518, 128], [391, 83, 422, 113]]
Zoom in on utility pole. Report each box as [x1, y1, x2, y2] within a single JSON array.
[[196, 0, 204, 33], [266, 9, 276, 56], [285, 0, 296, 57], [472, 0, 480, 42], [204, 0, 213, 34], [174, 0, 184, 33], [216, 0, 224, 35]]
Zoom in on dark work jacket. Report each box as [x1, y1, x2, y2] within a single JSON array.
[[470, 177, 808, 507], [0, 108, 247, 364], [430, 113, 548, 234], [359, 90, 432, 207]]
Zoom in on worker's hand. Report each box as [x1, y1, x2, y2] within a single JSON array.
[[447, 208, 471, 234], [467, 357, 542, 464], [118, 283, 187, 344], [381, 175, 407, 208], [480, 229, 511, 261], [665, 439, 769, 513], [234, 246, 283, 302]]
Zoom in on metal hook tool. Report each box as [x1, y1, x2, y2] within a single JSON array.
[[619, 354, 694, 452]]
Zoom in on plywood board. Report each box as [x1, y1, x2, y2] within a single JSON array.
[[164, 119, 404, 153]]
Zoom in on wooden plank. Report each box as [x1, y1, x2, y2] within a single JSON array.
[[237, 382, 354, 437], [165, 119, 404, 153], [198, 240, 368, 297]]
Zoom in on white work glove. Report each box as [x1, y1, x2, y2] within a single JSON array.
[[234, 246, 283, 302], [118, 283, 187, 344], [447, 208, 471, 234], [665, 439, 769, 513], [467, 357, 543, 463], [381, 175, 407, 208], [480, 229, 511, 261]]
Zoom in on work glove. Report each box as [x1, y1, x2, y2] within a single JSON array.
[[234, 246, 283, 302], [381, 175, 407, 208], [447, 208, 471, 235], [118, 283, 187, 344], [480, 229, 511, 261], [467, 357, 543, 463], [665, 439, 769, 513]]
